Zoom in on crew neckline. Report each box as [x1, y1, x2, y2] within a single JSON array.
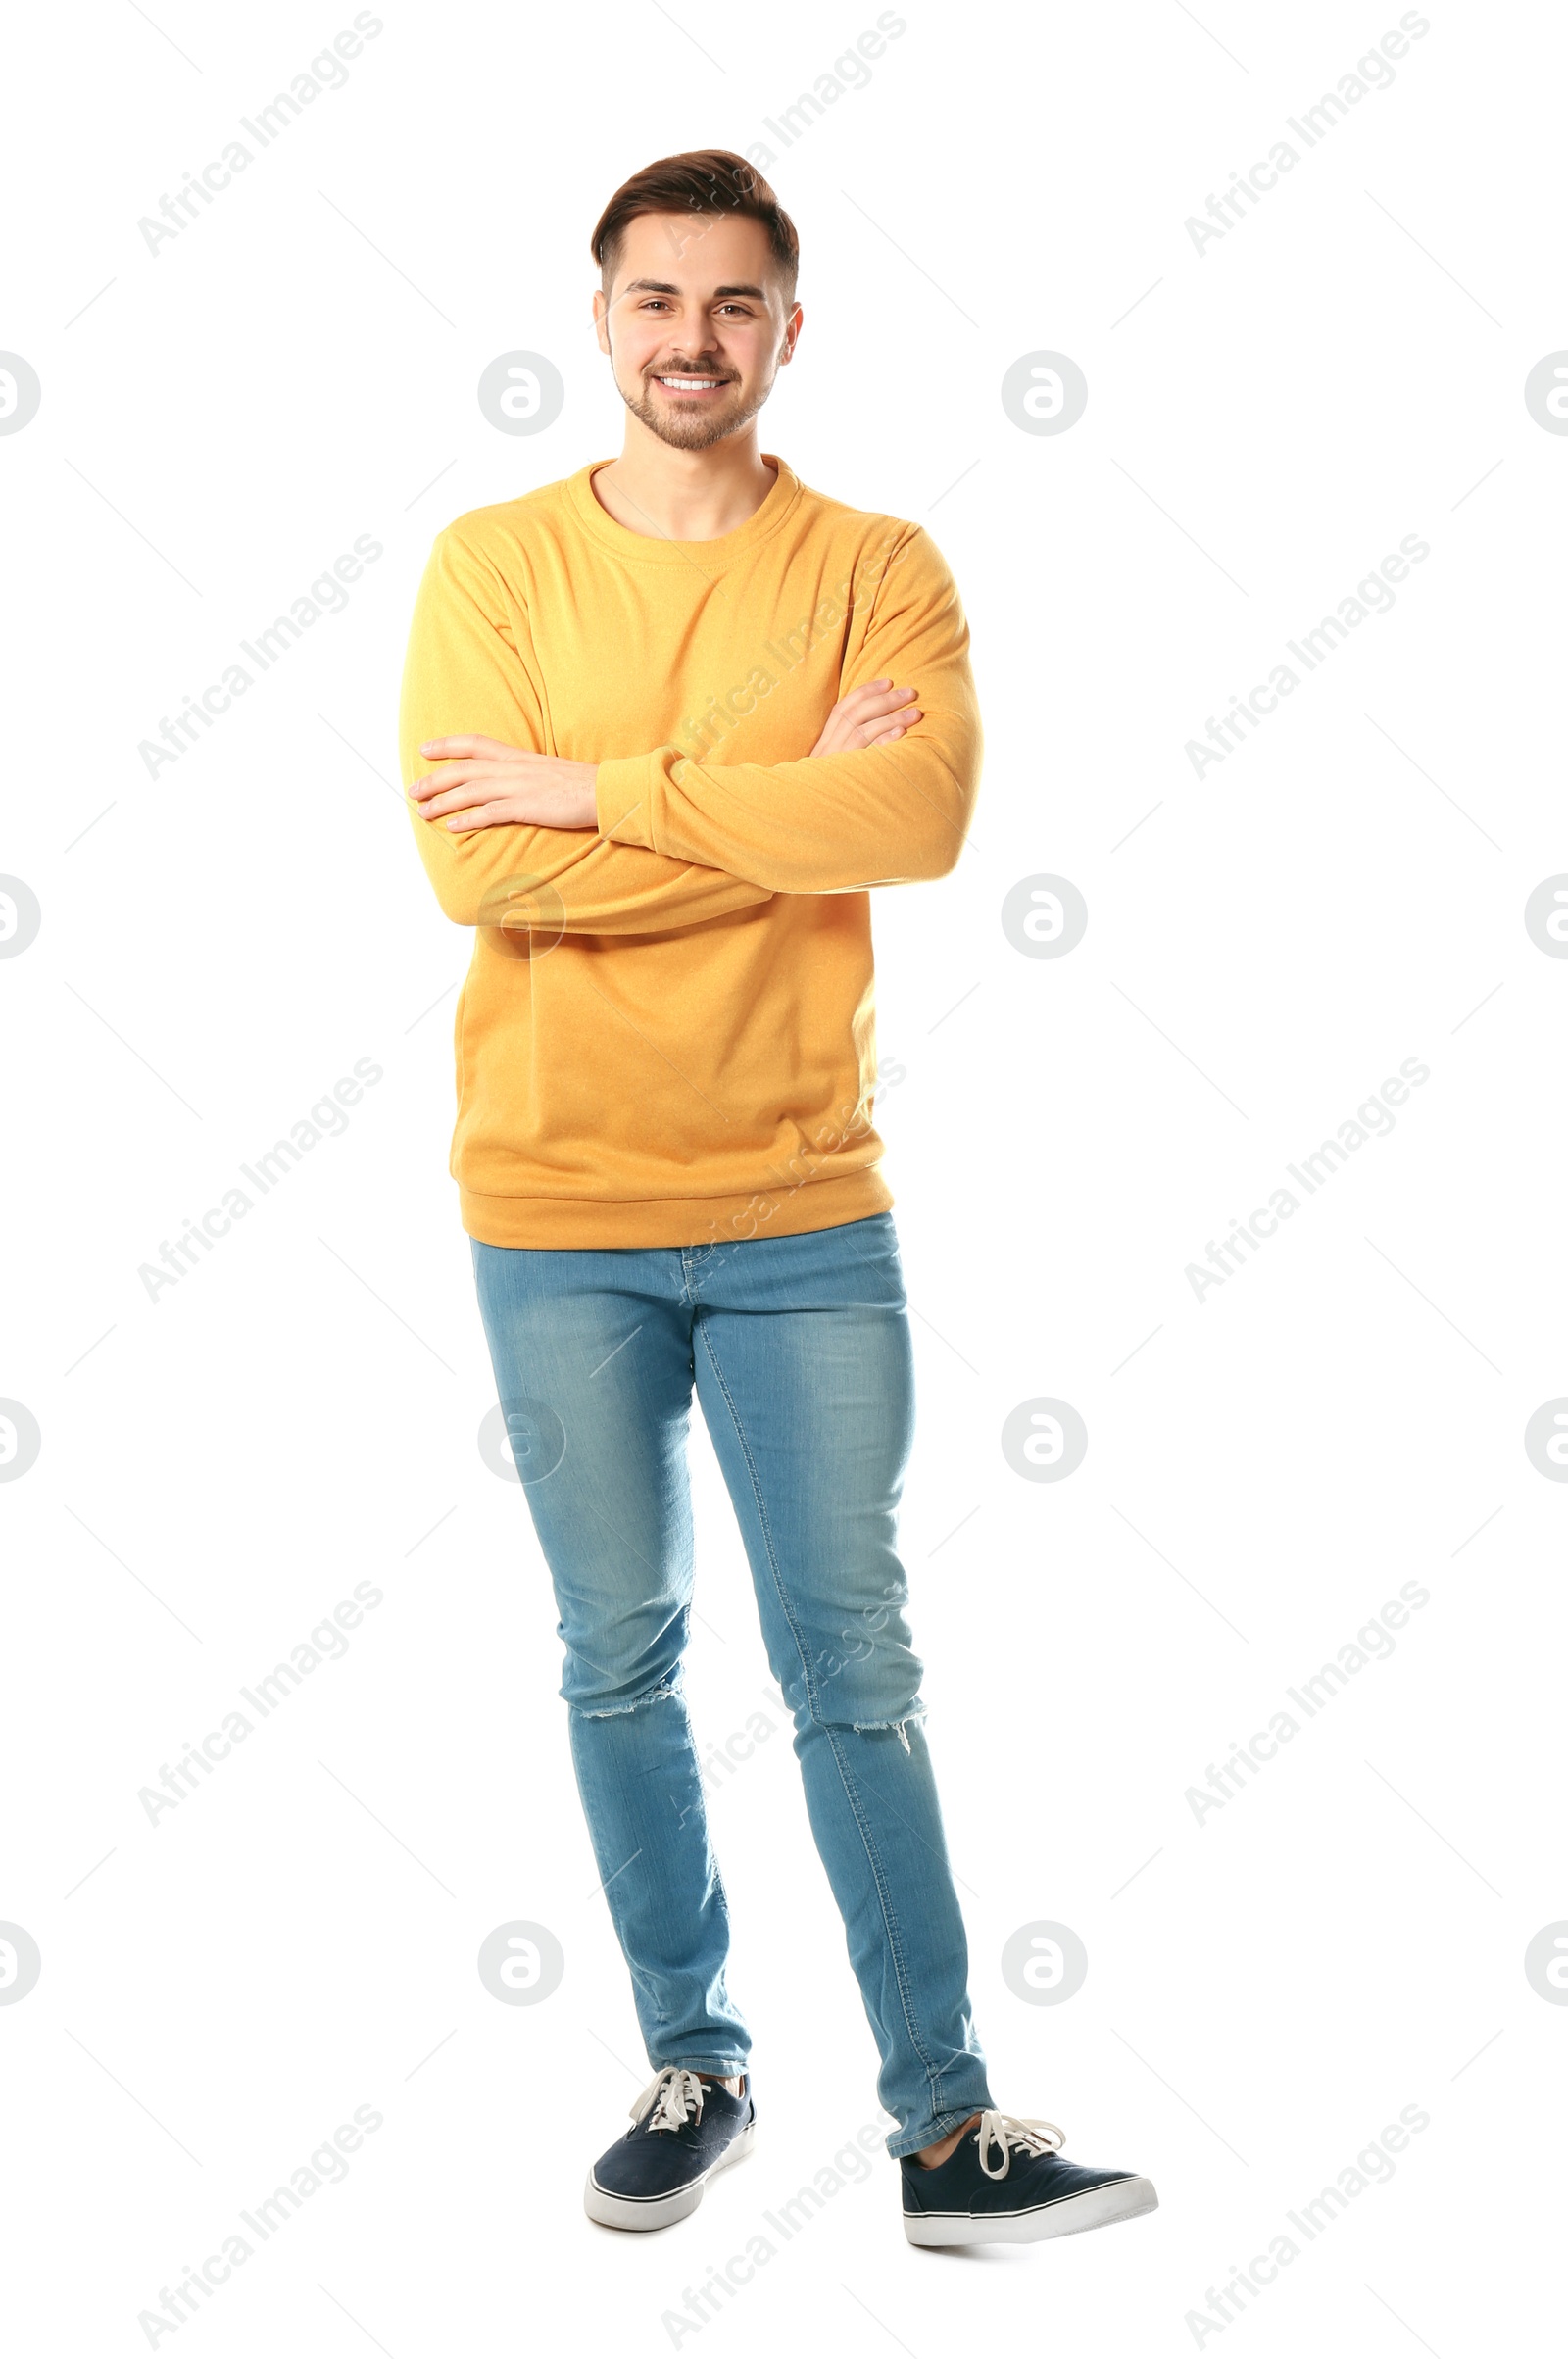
[[565, 453, 801, 565]]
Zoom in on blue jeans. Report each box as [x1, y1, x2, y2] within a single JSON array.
[[471, 1210, 994, 2158]]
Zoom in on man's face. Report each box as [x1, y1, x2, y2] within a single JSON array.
[[594, 212, 801, 453]]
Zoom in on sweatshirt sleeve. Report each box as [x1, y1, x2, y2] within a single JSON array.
[[593, 523, 982, 895], [399, 526, 774, 934]]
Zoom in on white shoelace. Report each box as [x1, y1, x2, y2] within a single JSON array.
[[631, 2066, 707, 2135], [975, 2110, 1066, 2180]]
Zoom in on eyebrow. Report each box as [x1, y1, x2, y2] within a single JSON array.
[[620, 278, 768, 299]]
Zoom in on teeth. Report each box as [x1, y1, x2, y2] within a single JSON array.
[[658, 376, 722, 389]]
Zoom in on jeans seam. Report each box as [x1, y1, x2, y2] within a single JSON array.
[[697, 1317, 824, 1721], [820, 1721, 946, 2104], [696, 1315, 944, 2113]]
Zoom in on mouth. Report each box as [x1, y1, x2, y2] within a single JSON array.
[[650, 373, 734, 398]]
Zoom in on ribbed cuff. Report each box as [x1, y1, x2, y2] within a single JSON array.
[[595, 751, 663, 851]]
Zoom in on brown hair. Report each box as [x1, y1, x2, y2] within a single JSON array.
[[590, 149, 800, 303]]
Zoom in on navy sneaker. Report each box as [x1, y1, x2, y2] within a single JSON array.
[[901, 2111, 1156, 2247], [585, 2067, 756, 2232]]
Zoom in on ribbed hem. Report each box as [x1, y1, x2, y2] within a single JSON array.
[[461, 1166, 893, 1249], [652, 2055, 750, 2077]]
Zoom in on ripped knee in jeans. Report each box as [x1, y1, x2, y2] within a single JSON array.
[[846, 1708, 925, 1754], [569, 1670, 684, 1721]]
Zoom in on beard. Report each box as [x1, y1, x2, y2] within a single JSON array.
[[617, 365, 772, 452]]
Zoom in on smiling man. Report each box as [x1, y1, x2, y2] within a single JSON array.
[[399, 150, 1155, 2249]]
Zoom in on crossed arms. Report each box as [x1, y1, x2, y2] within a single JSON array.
[[398, 520, 982, 933]]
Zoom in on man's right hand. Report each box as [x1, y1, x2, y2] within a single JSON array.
[[809, 679, 923, 757]]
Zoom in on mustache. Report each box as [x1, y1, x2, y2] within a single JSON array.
[[646, 364, 738, 380]]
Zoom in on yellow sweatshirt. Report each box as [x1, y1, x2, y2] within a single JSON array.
[[398, 454, 981, 1248]]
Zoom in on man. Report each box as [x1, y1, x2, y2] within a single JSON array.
[[400, 149, 1155, 2249]]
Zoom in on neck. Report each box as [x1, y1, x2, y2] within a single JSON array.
[[593, 421, 777, 541]]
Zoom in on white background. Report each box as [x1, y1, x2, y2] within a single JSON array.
[[3, 1, 1564, 2350]]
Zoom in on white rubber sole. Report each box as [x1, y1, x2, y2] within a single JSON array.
[[584, 2120, 757, 2232], [904, 2173, 1158, 2248]]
